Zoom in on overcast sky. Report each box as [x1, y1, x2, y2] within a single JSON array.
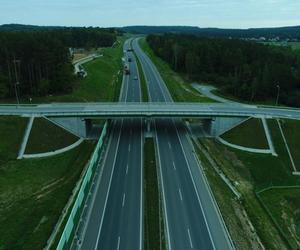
[[1, 0, 300, 28]]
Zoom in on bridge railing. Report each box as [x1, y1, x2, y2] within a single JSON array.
[[56, 122, 108, 250]]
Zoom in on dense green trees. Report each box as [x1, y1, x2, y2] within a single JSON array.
[[147, 34, 300, 106], [0, 28, 117, 100]]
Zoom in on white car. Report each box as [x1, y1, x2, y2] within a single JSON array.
[[133, 76, 138, 80]]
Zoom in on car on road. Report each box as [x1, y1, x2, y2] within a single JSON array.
[[133, 76, 138, 80]]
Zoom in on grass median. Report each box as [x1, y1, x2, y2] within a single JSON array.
[[144, 138, 165, 250], [134, 51, 149, 102]]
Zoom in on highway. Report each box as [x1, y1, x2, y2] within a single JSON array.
[[1, 103, 300, 120], [132, 38, 232, 249], [77, 39, 143, 250]]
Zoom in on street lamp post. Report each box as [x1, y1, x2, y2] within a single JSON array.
[[276, 84, 280, 106], [13, 57, 21, 105]]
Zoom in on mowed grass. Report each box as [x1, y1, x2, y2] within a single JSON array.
[[221, 118, 269, 149], [0, 116, 27, 163], [138, 38, 215, 103], [144, 138, 163, 250], [25, 118, 79, 154], [230, 119, 300, 187], [0, 116, 95, 250], [198, 118, 300, 249], [259, 187, 300, 249], [280, 119, 300, 169]]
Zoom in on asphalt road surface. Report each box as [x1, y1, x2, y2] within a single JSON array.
[[78, 39, 143, 250], [132, 38, 233, 250]]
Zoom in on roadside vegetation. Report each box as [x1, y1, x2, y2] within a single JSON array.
[[221, 118, 269, 149], [139, 38, 214, 102], [280, 119, 300, 168], [193, 118, 300, 249], [0, 116, 95, 250], [25, 118, 79, 154], [0, 28, 118, 102], [259, 187, 300, 249], [24, 37, 125, 103], [146, 34, 300, 107], [144, 138, 166, 250]]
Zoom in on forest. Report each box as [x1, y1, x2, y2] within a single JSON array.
[[122, 25, 300, 39], [147, 34, 300, 106], [0, 27, 117, 99]]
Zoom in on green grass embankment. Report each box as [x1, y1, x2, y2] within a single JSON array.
[[195, 118, 300, 249], [0, 116, 95, 250], [25, 118, 79, 154], [139, 38, 214, 103], [221, 118, 269, 149]]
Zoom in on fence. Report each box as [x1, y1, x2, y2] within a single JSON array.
[[255, 185, 300, 249], [56, 122, 108, 250]]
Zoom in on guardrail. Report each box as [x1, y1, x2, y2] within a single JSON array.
[[56, 122, 108, 250]]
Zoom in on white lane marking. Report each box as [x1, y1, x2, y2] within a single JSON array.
[[187, 228, 194, 249], [122, 193, 126, 207], [128, 143, 131, 152], [172, 161, 176, 170], [94, 121, 123, 250], [178, 188, 183, 201], [117, 236, 121, 250], [126, 164, 129, 175], [168, 141, 172, 149], [173, 121, 216, 250]]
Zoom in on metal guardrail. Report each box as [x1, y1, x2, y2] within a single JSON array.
[[56, 122, 107, 250]]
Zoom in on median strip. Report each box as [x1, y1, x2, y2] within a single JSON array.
[[144, 138, 166, 250]]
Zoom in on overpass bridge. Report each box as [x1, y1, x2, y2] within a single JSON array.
[[1, 102, 300, 120], [1, 103, 299, 138]]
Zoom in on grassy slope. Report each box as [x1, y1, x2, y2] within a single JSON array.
[[139, 38, 215, 103], [0, 116, 27, 163], [198, 118, 300, 249], [25, 118, 78, 154], [280, 119, 300, 169], [221, 118, 269, 149], [0, 120, 95, 250], [17, 37, 125, 104], [259, 188, 300, 249]]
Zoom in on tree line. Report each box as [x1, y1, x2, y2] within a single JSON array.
[[147, 34, 300, 106], [0, 27, 117, 99]]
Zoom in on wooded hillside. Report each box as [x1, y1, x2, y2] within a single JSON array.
[[147, 34, 300, 106], [0, 28, 117, 100]]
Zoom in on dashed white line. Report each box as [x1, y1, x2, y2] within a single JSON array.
[[172, 161, 176, 170], [187, 228, 194, 249], [178, 188, 183, 201], [128, 143, 131, 152], [117, 236, 121, 250], [126, 164, 129, 175], [122, 193, 126, 207], [168, 141, 172, 149]]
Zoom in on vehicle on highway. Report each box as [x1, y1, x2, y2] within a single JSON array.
[[133, 76, 138, 80], [124, 64, 130, 75], [128, 58, 132, 62]]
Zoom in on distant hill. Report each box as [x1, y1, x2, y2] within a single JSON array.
[[0, 24, 63, 32], [120, 25, 300, 39]]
